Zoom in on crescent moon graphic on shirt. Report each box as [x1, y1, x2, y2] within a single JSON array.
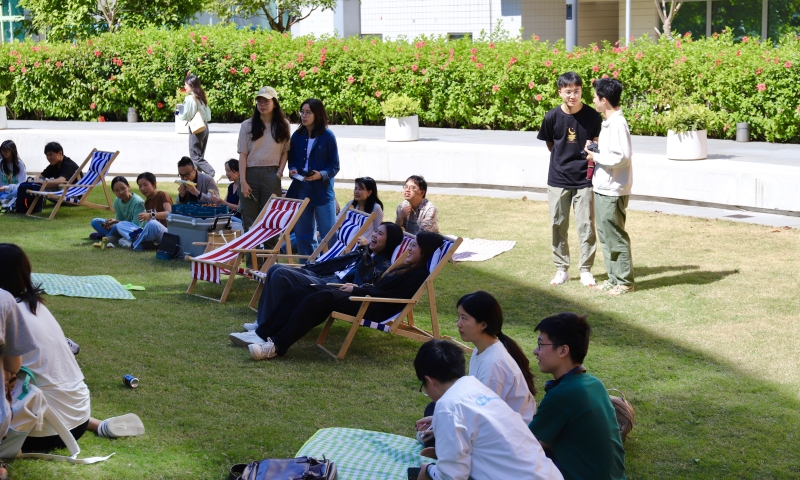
[[567, 127, 577, 142], [568, 128, 576, 135]]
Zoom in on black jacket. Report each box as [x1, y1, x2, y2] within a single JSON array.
[[302, 245, 392, 285]]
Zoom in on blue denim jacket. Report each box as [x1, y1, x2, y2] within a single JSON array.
[[286, 127, 340, 206]]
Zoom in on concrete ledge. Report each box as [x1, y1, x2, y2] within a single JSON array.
[[6, 121, 799, 214]]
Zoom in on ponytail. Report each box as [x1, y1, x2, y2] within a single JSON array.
[[498, 332, 537, 396]]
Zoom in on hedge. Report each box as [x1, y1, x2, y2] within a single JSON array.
[[2, 25, 800, 142]]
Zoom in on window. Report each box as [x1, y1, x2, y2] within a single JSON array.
[[448, 32, 473, 40]]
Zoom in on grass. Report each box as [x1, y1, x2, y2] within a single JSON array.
[[2, 184, 800, 479]]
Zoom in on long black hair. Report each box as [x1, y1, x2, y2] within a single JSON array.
[[299, 98, 328, 139], [389, 231, 444, 276], [251, 96, 290, 144], [185, 74, 208, 107], [353, 177, 383, 214], [375, 222, 403, 258], [1, 140, 21, 177], [457, 291, 537, 396], [0, 243, 44, 314]]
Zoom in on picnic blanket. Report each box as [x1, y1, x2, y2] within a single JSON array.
[[451, 237, 516, 262], [296, 428, 428, 480], [31, 273, 136, 300]]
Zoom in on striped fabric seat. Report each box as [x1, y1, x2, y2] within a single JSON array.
[[314, 209, 371, 264], [32, 151, 115, 202], [191, 198, 300, 284]]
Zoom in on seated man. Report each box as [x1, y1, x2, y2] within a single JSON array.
[[395, 175, 438, 234], [176, 156, 218, 204], [529, 313, 626, 480], [415, 340, 562, 480], [37, 142, 82, 191]]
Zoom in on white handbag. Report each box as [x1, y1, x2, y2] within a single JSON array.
[[0, 368, 113, 464], [187, 110, 206, 134]]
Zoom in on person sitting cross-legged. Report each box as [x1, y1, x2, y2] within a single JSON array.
[[89, 176, 145, 242], [395, 175, 438, 234], [233, 231, 446, 360], [234, 222, 404, 337], [529, 313, 626, 480], [176, 156, 218, 204], [413, 340, 562, 480]]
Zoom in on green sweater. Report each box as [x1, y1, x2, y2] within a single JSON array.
[[114, 193, 146, 227]]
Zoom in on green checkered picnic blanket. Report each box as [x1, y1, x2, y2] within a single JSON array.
[[32, 273, 135, 300], [296, 428, 428, 480]]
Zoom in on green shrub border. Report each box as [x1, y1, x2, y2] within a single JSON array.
[[2, 26, 799, 142]]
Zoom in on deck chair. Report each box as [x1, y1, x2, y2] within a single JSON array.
[[26, 149, 119, 220], [186, 195, 308, 303], [316, 236, 467, 360], [247, 205, 377, 309]]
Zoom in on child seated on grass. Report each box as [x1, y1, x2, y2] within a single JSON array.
[[102, 172, 173, 250], [89, 176, 145, 242]]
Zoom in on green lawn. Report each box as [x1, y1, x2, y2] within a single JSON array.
[[2, 185, 800, 479]]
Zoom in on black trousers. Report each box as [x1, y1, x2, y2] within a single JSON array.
[[21, 419, 89, 453]]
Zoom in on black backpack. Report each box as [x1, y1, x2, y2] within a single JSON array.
[[15, 181, 43, 214]]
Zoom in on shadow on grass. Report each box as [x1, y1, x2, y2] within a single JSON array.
[[635, 269, 739, 291]]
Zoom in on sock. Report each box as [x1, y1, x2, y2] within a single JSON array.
[[96, 419, 115, 438]]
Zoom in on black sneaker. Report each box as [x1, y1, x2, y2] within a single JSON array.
[[89, 232, 103, 240], [66, 338, 80, 355]]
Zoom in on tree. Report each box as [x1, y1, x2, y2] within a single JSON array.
[[654, 0, 685, 37], [207, 0, 337, 33], [19, 0, 205, 40]]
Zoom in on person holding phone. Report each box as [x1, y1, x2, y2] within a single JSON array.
[[286, 98, 340, 256]]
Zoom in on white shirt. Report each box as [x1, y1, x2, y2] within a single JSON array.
[[592, 109, 633, 196], [469, 342, 536, 423], [429, 376, 563, 480], [18, 302, 91, 435], [0, 290, 37, 439], [304, 138, 316, 172]]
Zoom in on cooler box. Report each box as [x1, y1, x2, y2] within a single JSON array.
[[167, 213, 243, 257]]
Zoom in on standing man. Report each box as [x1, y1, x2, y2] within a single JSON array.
[[529, 313, 626, 480], [585, 79, 634, 295], [395, 175, 439, 234], [176, 156, 218, 204], [537, 72, 602, 287], [37, 142, 82, 191]]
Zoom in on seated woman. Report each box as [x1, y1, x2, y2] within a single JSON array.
[[0, 140, 26, 210], [210, 159, 241, 219], [236, 231, 445, 360], [234, 222, 404, 337], [414, 291, 538, 447], [109, 172, 173, 251], [0, 243, 144, 453], [89, 176, 145, 242], [343, 177, 384, 244]]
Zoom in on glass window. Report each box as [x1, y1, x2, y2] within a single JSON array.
[[768, 0, 800, 41], [711, 0, 762, 40], [671, 0, 708, 37]]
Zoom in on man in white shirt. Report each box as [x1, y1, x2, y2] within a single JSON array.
[[584, 78, 634, 296], [414, 340, 562, 480]]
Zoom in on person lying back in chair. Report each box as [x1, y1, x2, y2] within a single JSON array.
[[230, 231, 445, 360], [234, 222, 404, 335]]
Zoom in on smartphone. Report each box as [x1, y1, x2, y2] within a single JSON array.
[[304, 170, 316, 177], [407, 467, 421, 480], [291, 173, 306, 182]]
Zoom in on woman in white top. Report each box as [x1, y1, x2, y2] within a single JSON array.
[[0, 140, 26, 208], [416, 291, 537, 445], [344, 177, 384, 244], [179, 75, 214, 177], [0, 243, 144, 453]]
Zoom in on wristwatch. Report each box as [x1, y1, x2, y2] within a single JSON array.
[[151, 211, 156, 220]]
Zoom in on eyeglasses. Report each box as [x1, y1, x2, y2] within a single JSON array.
[[560, 90, 582, 98], [298, 110, 313, 117], [178, 170, 195, 179], [419, 381, 428, 397], [403, 185, 419, 191]]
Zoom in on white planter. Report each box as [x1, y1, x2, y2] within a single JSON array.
[[174, 105, 188, 134], [0, 106, 8, 130], [666, 129, 707, 160], [385, 115, 419, 142]]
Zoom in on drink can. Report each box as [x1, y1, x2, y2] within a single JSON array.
[[101, 237, 108, 249], [123, 374, 139, 388]]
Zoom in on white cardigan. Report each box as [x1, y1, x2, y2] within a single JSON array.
[[592, 109, 633, 197]]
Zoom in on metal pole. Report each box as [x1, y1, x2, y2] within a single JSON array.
[[566, 0, 578, 52], [625, 0, 631, 44]]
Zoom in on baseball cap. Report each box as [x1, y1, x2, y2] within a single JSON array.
[[256, 86, 278, 100]]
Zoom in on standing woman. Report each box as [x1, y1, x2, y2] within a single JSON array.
[[345, 177, 384, 244], [287, 98, 340, 256], [179, 74, 214, 177], [237, 86, 290, 231], [0, 140, 26, 205]]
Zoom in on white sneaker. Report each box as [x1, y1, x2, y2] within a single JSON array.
[[249, 338, 277, 360], [550, 271, 569, 286], [580, 272, 596, 287], [99, 413, 145, 438], [243, 322, 258, 332], [229, 331, 263, 348], [118, 239, 132, 248]]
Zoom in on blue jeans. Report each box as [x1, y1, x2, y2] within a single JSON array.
[[294, 201, 336, 256], [133, 220, 168, 251], [91, 218, 110, 236]]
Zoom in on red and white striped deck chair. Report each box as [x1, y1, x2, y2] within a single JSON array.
[[26, 149, 119, 220], [247, 205, 377, 309], [186, 195, 308, 303], [316, 236, 468, 360]]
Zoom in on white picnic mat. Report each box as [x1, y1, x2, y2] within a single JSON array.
[[451, 238, 516, 262]]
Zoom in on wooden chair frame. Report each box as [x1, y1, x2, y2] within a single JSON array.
[[245, 205, 377, 309], [316, 237, 469, 360], [186, 195, 309, 303], [26, 149, 119, 220]]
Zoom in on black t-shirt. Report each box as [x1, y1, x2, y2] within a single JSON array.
[[41, 156, 82, 183], [537, 105, 602, 189]]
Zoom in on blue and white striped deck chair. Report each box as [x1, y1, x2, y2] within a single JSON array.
[[27, 149, 119, 220], [247, 205, 377, 309], [316, 235, 469, 360]]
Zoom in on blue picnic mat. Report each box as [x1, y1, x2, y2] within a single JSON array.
[[297, 428, 427, 480], [32, 273, 135, 300]]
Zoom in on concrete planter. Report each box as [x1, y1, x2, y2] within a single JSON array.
[[667, 129, 707, 160], [174, 104, 188, 134], [385, 115, 419, 142], [0, 106, 8, 130]]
